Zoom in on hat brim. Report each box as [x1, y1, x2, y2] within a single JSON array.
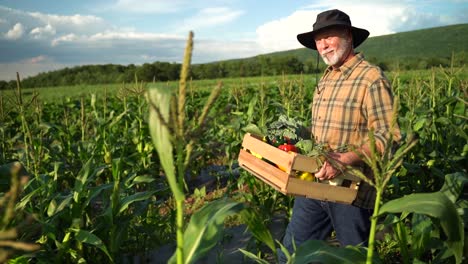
[[297, 26, 369, 50]]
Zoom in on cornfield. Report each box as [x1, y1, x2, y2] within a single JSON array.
[[0, 33, 467, 264]]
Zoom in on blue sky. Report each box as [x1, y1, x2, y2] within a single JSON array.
[[0, 0, 467, 81]]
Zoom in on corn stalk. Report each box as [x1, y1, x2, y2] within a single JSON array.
[[147, 31, 223, 264]]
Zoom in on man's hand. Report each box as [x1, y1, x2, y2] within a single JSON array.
[[315, 151, 362, 181], [315, 152, 344, 181], [315, 161, 337, 181]]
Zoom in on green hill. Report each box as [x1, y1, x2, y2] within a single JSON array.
[[359, 24, 467, 59]]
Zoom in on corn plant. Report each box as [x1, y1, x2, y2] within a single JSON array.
[[392, 64, 467, 197], [343, 97, 466, 263], [148, 31, 237, 264], [277, 75, 307, 118], [5, 84, 164, 262]]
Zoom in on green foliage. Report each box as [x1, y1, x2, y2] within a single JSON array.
[[240, 207, 277, 255], [378, 173, 467, 263], [380, 192, 463, 263], [265, 114, 305, 143]]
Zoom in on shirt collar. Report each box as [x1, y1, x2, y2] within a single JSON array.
[[324, 53, 365, 79]]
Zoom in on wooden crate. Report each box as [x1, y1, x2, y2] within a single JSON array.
[[238, 133, 361, 204]]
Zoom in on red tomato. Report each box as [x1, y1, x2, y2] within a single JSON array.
[[278, 144, 297, 153], [277, 144, 297, 172]]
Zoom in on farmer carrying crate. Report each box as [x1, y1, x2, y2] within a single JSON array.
[[278, 9, 401, 262]]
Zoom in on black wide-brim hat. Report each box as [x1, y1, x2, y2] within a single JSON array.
[[297, 9, 369, 50]]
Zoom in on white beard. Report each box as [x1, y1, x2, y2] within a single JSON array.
[[320, 38, 352, 67]]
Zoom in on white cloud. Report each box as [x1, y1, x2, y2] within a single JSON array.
[[256, 10, 315, 52], [88, 31, 182, 41], [30, 23, 56, 39], [0, 6, 109, 42], [28, 12, 108, 35], [336, 4, 406, 36], [51, 33, 78, 46], [29, 12, 104, 26], [28, 55, 47, 64], [178, 7, 244, 33], [5, 22, 25, 39], [195, 38, 261, 61], [113, 0, 190, 13]]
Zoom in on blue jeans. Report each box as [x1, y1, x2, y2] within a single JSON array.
[[278, 197, 373, 263]]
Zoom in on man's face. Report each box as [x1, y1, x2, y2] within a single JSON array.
[[314, 27, 352, 68]]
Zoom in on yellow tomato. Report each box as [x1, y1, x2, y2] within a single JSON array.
[[277, 164, 287, 172], [250, 151, 262, 159], [299, 171, 314, 181]]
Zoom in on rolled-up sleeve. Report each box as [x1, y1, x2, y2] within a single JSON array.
[[365, 78, 401, 152]]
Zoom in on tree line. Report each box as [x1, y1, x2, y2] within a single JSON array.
[[0, 53, 465, 90], [0, 56, 310, 89]]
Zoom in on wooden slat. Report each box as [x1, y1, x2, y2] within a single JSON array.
[[241, 133, 295, 173], [287, 178, 358, 204], [291, 154, 322, 173], [238, 149, 289, 192]]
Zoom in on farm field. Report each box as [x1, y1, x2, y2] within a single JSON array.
[[1, 57, 467, 263]]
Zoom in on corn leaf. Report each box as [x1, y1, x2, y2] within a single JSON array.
[[168, 198, 244, 264], [439, 172, 468, 204], [71, 228, 112, 262], [411, 214, 433, 259], [147, 86, 183, 201], [73, 159, 93, 203], [117, 191, 156, 214], [242, 123, 264, 137], [47, 199, 57, 217], [131, 175, 157, 184], [293, 239, 370, 264], [16, 188, 39, 210], [238, 248, 270, 264], [240, 207, 276, 255], [86, 183, 113, 206], [49, 194, 73, 216]]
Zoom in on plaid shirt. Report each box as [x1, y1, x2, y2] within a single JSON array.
[[311, 53, 400, 209]]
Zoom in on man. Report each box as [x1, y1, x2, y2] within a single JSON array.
[[279, 9, 400, 262]]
